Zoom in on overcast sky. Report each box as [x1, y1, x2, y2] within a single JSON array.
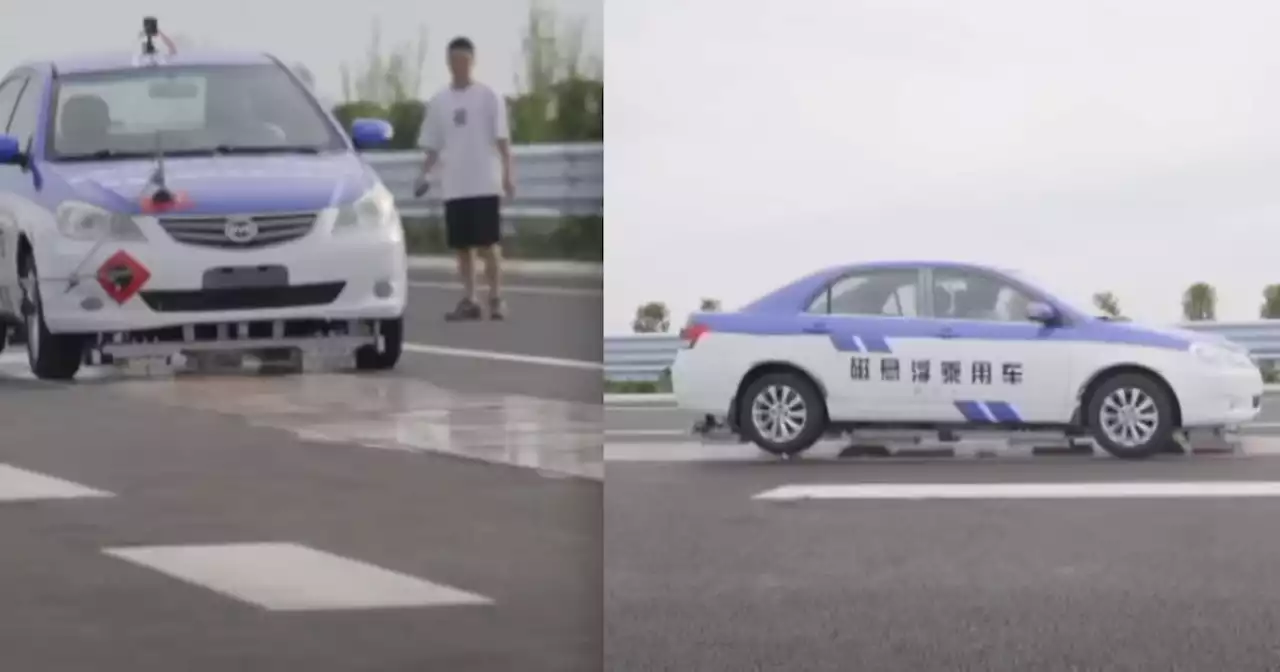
[[2, 0, 600, 99], [605, 0, 1280, 333]]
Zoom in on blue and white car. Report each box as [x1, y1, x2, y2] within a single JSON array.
[[0, 31, 407, 379], [671, 261, 1263, 460]]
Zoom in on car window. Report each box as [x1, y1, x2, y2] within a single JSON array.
[[808, 269, 920, 317], [48, 63, 345, 160], [932, 268, 1034, 322], [0, 77, 27, 133], [8, 77, 42, 147]]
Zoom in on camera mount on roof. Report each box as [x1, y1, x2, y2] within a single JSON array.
[[137, 17, 176, 64], [142, 17, 160, 55]]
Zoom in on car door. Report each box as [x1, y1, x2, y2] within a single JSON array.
[[802, 266, 942, 422], [921, 265, 1076, 424], [0, 73, 30, 320]]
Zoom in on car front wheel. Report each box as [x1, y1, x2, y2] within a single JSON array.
[[20, 254, 86, 381], [1085, 373, 1176, 460], [354, 317, 403, 371], [738, 372, 828, 457]]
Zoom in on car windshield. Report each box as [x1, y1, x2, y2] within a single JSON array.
[[1001, 268, 1115, 319], [47, 63, 346, 161]]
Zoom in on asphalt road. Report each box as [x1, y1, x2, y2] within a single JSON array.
[[605, 451, 1280, 671], [0, 264, 603, 672], [403, 267, 601, 403]]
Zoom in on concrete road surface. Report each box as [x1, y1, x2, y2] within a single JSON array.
[[606, 447, 1280, 671], [0, 265, 603, 672]]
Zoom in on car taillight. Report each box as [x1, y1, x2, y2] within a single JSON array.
[[680, 323, 710, 348]]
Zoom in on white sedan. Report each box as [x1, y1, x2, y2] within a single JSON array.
[[672, 261, 1262, 460], [0, 49, 407, 379]]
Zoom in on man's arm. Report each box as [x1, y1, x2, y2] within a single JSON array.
[[416, 98, 442, 195], [493, 91, 514, 197]]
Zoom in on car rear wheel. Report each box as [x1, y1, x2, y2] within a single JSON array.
[[354, 317, 403, 371], [739, 372, 827, 456], [20, 254, 85, 381], [1085, 373, 1176, 460]]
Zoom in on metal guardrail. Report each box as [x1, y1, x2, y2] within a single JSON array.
[[365, 144, 602, 219], [604, 321, 1280, 383]]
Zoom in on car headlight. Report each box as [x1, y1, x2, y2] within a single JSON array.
[[56, 201, 146, 241], [333, 183, 397, 231], [1190, 342, 1256, 369]]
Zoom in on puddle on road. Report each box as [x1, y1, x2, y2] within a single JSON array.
[[108, 373, 604, 480]]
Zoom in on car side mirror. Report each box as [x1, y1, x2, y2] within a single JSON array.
[[0, 134, 25, 167], [1025, 301, 1058, 325], [349, 118, 394, 150]]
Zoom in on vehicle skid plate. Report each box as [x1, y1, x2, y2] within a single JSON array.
[[83, 318, 381, 365]]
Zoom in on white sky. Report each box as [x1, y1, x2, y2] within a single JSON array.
[[2, 0, 601, 99], [605, 0, 1280, 333]]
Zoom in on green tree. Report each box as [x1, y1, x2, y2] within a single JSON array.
[[508, 2, 604, 144], [1092, 291, 1122, 318], [1261, 285, 1280, 318], [334, 21, 428, 149], [340, 21, 427, 106], [632, 302, 671, 334], [699, 298, 722, 312], [1181, 282, 1217, 321]]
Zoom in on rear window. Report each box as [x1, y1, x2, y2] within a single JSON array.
[[47, 63, 345, 160]]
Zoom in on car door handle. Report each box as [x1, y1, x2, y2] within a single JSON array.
[[802, 323, 830, 334], [938, 327, 959, 339]]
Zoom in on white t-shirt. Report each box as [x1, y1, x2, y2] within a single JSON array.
[[418, 82, 510, 201]]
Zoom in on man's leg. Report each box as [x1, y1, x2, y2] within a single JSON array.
[[456, 247, 476, 301], [474, 196, 506, 319], [443, 198, 483, 321], [478, 244, 503, 317]]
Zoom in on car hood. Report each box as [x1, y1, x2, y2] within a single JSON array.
[[45, 154, 378, 216], [1095, 318, 1239, 351]]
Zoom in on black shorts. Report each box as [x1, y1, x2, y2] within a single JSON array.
[[443, 195, 502, 250]]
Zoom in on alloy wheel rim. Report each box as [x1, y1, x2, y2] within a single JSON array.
[[1099, 387, 1159, 447], [750, 384, 808, 443]]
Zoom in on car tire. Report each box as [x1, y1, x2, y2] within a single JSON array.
[[20, 254, 84, 381], [738, 371, 827, 457], [1085, 372, 1176, 460], [354, 317, 403, 371]]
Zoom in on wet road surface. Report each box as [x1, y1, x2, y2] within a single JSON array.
[[0, 265, 602, 672]]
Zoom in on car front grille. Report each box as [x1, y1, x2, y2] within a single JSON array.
[[139, 282, 345, 312], [156, 212, 318, 249]]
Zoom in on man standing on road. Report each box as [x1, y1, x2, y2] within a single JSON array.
[[415, 36, 515, 321]]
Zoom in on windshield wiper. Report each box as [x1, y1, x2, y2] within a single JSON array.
[[214, 145, 323, 156], [58, 148, 217, 162], [58, 149, 153, 162]]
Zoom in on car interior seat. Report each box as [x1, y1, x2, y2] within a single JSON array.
[[59, 95, 112, 155]]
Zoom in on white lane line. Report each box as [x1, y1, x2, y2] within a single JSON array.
[[0, 464, 113, 501], [403, 342, 602, 370], [753, 481, 1280, 501], [409, 281, 600, 297], [103, 542, 494, 611], [604, 429, 689, 437], [604, 394, 677, 406]]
